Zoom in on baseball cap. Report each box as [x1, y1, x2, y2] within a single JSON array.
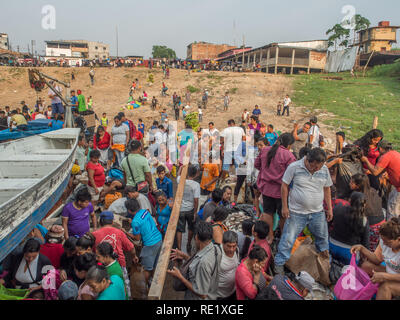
[[295, 271, 315, 291], [99, 211, 114, 221], [58, 280, 78, 300]]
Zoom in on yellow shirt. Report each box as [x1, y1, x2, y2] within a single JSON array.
[[11, 114, 28, 126]]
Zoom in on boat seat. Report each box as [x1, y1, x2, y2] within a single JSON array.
[[0, 154, 66, 162], [32, 149, 71, 155], [0, 178, 41, 190]]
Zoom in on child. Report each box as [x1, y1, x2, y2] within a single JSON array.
[[138, 119, 145, 136], [45, 106, 53, 119], [277, 102, 282, 116], [198, 106, 203, 123], [155, 191, 172, 236], [87, 96, 93, 109], [143, 91, 148, 104], [156, 165, 173, 201], [160, 109, 168, 123], [75, 135, 87, 172], [252, 105, 261, 116], [101, 113, 108, 130], [182, 107, 187, 119], [200, 151, 220, 196]]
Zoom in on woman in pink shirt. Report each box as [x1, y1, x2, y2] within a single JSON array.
[[255, 133, 296, 244], [235, 246, 271, 300]]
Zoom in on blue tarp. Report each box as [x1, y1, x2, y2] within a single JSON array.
[[0, 119, 64, 141]]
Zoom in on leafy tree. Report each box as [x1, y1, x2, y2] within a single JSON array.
[[152, 45, 177, 59], [326, 24, 350, 50]]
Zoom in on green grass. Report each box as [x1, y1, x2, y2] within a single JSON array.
[[187, 85, 200, 93], [292, 70, 400, 150], [229, 88, 238, 94]]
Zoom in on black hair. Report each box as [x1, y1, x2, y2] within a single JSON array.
[[336, 131, 346, 140], [268, 124, 274, 129], [211, 188, 224, 203], [254, 220, 269, 240], [124, 185, 137, 196], [222, 230, 238, 244], [351, 173, 370, 194], [155, 190, 167, 199], [89, 149, 101, 160], [195, 221, 213, 242], [240, 219, 255, 260], [117, 112, 125, 118], [63, 237, 78, 251], [250, 115, 258, 123], [354, 129, 384, 155], [208, 122, 214, 126], [228, 119, 235, 126], [11, 110, 18, 115], [156, 165, 166, 174], [73, 252, 97, 272], [306, 148, 327, 163], [299, 146, 311, 159], [380, 218, 400, 240], [266, 133, 294, 167], [305, 122, 312, 127], [75, 187, 92, 202], [76, 232, 95, 250], [348, 192, 367, 234], [188, 165, 198, 178], [95, 126, 105, 144], [125, 198, 140, 213], [23, 238, 41, 254], [114, 115, 122, 121], [56, 115, 64, 121], [256, 137, 269, 146], [248, 245, 268, 261], [96, 242, 119, 260], [213, 207, 229, 222], [78, 135, 84, 143], [222, 185, 232, 194], [86, 265, 109, 283], [310, 116, 318, 124], [128, 140, 142, 152], [0, 111, 5, 115]]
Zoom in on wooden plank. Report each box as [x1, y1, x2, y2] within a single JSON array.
[[373, 116, 379, 129], [148, 141, 191, 300]]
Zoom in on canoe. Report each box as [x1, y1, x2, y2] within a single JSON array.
[[0, 119, 65, 142], [0, 128, 81, 262]]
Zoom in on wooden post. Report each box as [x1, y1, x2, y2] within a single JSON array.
[[372, 116, 378, 129], [275, 47, 279, 74], [363, 51, 375, 77], [291, 49, 295, 75], [148, 141, 191, 300], [266, 48, 270, 74], [307, 51, 311, 74]]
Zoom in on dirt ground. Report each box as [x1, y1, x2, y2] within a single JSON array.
[[0, 66, 337, 149]]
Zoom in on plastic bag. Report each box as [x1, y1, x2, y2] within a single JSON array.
[[0, 284, 29, 300]]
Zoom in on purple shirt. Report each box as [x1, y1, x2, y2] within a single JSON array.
[[62, 202, 94, 238], [255, 146, 296, 199], [248, 123, 261, 132]]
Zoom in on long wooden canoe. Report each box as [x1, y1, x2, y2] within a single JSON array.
[[0, 128, 80, 262]]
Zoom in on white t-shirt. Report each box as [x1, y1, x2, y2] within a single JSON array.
[[15, 255, 39, 288], [177, 177, 200, 212], [221, 126, 245, 152], [379, 239, 400, 274], [242, 111, 249, 121], [198, 108, 203, 115], [112, 124, 129, 145], [154, 131, 164, 145], [284, 97, 291, 107], [48, 86, 63, 104], [35, 113, 47, 120], [217, 250, 239, 298], [308, 125, 320, 148], [108, 194, 152, 216]]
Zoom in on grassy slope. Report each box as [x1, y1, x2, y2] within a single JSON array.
[[291, 71, 400, 150]]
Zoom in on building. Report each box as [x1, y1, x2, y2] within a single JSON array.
[[187, 42, 236, 60], [218, 40, 328, 74], [355, 21, 400, 66], [0, 33, 9, 50], [45, 40, 110, 66]]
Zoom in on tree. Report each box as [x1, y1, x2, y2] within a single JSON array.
[[326, 24, 350, 50], [152, 45, 177, 59], [353, 15, 371, 43]]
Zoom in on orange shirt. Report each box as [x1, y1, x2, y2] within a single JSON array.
[[200, 163, 220, 191]]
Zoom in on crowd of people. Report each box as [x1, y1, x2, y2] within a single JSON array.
[[1, 71, 400, 302]]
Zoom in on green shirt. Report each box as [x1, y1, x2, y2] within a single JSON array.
[[78, 94, 87, 112], [121, 154, 150, 187], [106, 260, 127, 300]]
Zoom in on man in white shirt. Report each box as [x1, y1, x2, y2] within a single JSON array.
[[220, 119, 246, 180], [282, 94, 291, 117], [308, 116, 320, 148]]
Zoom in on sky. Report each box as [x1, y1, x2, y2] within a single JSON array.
[[1, 0, 400, 58]]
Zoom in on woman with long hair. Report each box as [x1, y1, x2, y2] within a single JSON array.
[[255, 132, 296, 244], [354, 129, 384, 190], [329, 192, 370, 265], [350, 173, 385, 251], [93, 125, 110, 166]]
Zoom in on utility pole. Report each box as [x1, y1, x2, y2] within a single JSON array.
[[116, 26, 119, 58], [242, 35, 245, 71]]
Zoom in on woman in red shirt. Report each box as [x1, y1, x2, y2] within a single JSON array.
[[354, 129, 383, 191], [93, 126, 111, 166], [86, 149, 106, 206], [235, 245, 271, 300], [40, 225, 65, 269]]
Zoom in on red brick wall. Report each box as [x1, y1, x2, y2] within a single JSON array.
[[188, 43, 236, 60]]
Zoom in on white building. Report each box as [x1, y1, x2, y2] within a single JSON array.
[[0, 33, 9, 50]]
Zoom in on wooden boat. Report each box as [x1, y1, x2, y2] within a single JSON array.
[[0, 128, 81, 262]]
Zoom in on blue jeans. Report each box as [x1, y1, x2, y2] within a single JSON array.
[[329, 239, 352, 265], [275, 211, 329, 266], [52, 102, 64, 115]]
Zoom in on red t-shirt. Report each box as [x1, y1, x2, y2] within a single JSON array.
[[377, 150, 400, 191], [364, 146, 380, 170], [86, 161, 106, 188], [40, 243, 64, 269], [92, 227, 134, 268], [93, 132, 111, 150]]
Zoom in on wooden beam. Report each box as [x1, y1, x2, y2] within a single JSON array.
[[266, 48, 270, 74], [148, 141, 191, 300], [363, 51, 375, 77], [373, 116, 379, 129]]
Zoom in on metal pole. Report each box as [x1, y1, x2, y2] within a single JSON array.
[[242, 35, 245, 71]]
